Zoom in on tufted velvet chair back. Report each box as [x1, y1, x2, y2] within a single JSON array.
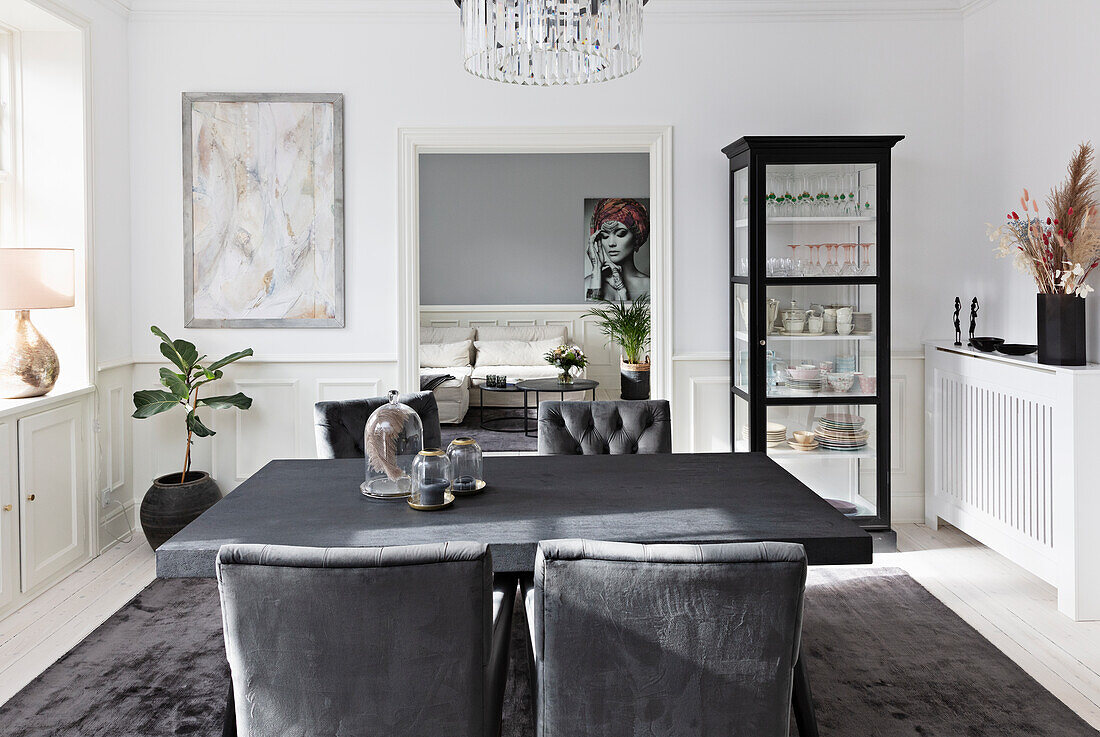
[[537, 400, 671, 456], [217, 542, 499, 737], [314, 392, 442, 458], [528, 539, 808, 737]]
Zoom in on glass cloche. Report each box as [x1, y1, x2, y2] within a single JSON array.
[[361, 390, 425, 499], [411, 449, 452, 507], [447, 437, 485, 495]]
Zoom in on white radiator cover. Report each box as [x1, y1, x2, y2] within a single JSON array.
[[925, 341, 1100, 621]]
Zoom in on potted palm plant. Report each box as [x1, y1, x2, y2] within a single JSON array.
[[132, 326, 253, 549], [583, 294, 651, 400]]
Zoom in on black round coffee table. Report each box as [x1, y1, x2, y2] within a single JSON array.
[[516, 378, 600, 437], [478, 383, 528, 433]]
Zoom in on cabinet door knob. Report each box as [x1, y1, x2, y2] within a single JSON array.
[[759, 339, 767, 346], [26, 494, 35, 502], [2, 504, 11, 511]]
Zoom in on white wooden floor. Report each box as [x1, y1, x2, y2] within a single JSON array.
[[0, 523, 1097, 730]]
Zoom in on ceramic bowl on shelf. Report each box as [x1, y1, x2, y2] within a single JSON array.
[[996, 343, 1038, 356], [827, 372, 855, 392], [792, 430, 816, 445], [787, 367, 822, 381], [969, 336, 1005, 353]]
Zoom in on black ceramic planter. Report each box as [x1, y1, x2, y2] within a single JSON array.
[[140, 471, 222, 550], [1037, 293, 1086, 366], [620, 360, 651, 400]]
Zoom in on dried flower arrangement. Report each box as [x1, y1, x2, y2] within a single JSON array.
[[988, 142, 1100, 298]]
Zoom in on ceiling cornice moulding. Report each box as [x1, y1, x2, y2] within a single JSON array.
[[121, 0, 974, 23]]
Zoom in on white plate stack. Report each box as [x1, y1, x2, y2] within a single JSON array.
[[814, 413, 869, 451], [766, 422, 787, 447], [852, 312, 873, 334], [786, 375, 824, 393]]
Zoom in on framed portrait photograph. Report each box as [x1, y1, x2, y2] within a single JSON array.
[[584, 197, 651, 302], [183, 92, 344, 327]]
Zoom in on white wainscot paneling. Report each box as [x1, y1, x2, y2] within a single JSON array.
[[421, 305, 622, 389], [233, 379, 301, 482], [128, 359, 399, 496], [95, 363, 136, 552], [672, 353, 924, 521], [317, 379, 383, 403]]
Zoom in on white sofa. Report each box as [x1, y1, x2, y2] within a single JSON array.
[[419, 326, 474, 425], [419, 324, 582, 423]]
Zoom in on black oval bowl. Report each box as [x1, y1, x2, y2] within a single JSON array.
[[970, 336, 1005, 352], [997, 343, 1039, 356]]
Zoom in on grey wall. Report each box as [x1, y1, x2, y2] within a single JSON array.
[[419, 153, 649, 305]]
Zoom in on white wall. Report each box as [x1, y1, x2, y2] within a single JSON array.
[[962, 0, 1100, 353], [111, 5, 966, 519], [127, 10, 964, 359]]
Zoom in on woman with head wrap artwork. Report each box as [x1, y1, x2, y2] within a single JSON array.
[[585, 197, 651, 302]]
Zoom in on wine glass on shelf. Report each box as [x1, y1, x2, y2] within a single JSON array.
[[780, 174, 794, 217], [814, 174, 830, 215], [839, 244, 857, 276], [821, 244, 837, 276], [845, 173, 858, 216], [806, 244, 823, 276], [859, 182, 875, 217], [857, 242, 873, 274], [787, 245, 802, 275]]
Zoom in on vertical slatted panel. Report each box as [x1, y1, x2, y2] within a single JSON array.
[[936, 374, 1053, 549]]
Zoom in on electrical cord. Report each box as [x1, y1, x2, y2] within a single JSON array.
[[108, 497, 134, 544]]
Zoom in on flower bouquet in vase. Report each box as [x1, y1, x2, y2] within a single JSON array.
[[988, 142, 1100, 365], [545, 344, 588, 384]]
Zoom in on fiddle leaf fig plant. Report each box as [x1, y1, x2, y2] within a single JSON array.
[[133, 326, 254, 483]]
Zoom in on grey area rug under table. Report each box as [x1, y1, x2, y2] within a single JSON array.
[[0, 568, 1095, 737], [441, 409, 538, 453]]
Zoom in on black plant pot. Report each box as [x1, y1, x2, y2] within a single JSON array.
[[140, 471, 222, 550], [620, 360, 651, 400], [1037, 293, 1086, 366]]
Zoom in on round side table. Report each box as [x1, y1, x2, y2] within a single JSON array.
[[516, 378, 600, 438], [478, 383, 528, 433]]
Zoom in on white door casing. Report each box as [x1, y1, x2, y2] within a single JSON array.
[[397, 126, 674, 400]]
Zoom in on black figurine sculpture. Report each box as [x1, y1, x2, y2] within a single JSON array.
[[953, 297, 962, 346], [968, 298, 979, 346]]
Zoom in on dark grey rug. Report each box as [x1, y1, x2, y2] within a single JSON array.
[[441, 408, 537, 453], [1, 568, 1096, 736]]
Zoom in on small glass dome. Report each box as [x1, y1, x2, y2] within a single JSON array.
[[447, 437, 484, 494], [361, 391, 424, 499], [411, 449, 452, 506]]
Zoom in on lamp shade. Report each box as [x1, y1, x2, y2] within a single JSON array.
[[0, 248, 75, 310]]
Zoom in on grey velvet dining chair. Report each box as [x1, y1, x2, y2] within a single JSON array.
[[216, 541, 515, 737], [536, 399, 671, 455], [521, 539, 808, 737], [314, 391, 442, 457]]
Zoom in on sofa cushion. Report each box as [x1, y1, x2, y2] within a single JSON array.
[[474, 338, 562, 368], [475, 325, 568, 343], [420, 340, 473, 369], [420, 326, 476, 344]]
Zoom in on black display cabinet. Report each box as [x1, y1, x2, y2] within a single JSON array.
[[723, 136, 903, 531]]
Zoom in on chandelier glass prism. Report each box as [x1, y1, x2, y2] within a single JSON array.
[[459, 0, 645, 85]]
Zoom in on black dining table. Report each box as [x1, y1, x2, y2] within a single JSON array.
[[157, 452, 871, 578], [159, 452, 869, 737]]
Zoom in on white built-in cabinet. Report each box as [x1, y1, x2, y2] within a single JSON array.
[[0, 395, 90, 618], [17, 403, 87, 591]]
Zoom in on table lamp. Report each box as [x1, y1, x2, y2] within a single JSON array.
[[0, 248, 75, 399]]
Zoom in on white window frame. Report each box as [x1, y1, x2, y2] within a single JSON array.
[[0, 24, 23, 250]]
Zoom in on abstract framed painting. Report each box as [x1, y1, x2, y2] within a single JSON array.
[[183, 92, 344, 328]]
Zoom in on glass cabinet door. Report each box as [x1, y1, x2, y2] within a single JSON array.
[[731, 164, 752, 452], [763, 163, 877, 278]]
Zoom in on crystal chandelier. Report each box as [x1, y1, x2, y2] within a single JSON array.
[[457, 0, 646, 86]]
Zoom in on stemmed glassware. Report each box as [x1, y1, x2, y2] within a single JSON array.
[[822, 244, 840, 276], [806, 244, 823, 276], [839, 243, 857, 275], [857, 243, 873, 274]]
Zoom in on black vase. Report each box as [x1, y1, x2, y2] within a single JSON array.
[[620, 360, 651, 400], [139, 471, 222, 550], [1037, 293, 1086, 366]]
